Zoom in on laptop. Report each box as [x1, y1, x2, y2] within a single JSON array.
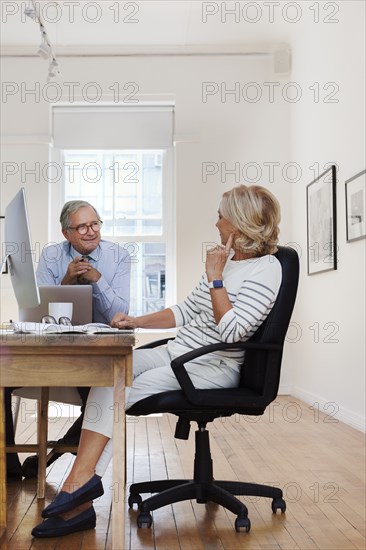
[[19, 285, 93, 325]]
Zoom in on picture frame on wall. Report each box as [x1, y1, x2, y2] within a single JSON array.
[[0, 216, 8, 275], [345, 169, 366, 243], [306, 165, 337, 275]]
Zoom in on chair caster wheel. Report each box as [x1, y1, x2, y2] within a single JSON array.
[[272, 497, 286, 514], [235, 515, 251, 532], [137, 512, 153, 528], [128, 493, 142, 509]]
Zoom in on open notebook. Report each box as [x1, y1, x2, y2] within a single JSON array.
[[10, 322, 134, 334]]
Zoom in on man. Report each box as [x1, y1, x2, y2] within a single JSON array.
[[6, 200, 130, 479]]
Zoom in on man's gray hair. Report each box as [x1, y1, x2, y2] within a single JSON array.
[[60, 200, 101, 231]]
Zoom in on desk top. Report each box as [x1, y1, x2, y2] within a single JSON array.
[[0, 331, 135, 354], [0, 332, 135, 388]]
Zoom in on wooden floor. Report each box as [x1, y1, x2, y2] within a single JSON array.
[[5, 396, 365, 550]]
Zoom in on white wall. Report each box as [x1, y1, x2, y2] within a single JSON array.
[[287, 1, 366, 431]]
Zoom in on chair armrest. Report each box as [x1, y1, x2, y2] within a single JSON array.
[[136, 338, 175, 350], [170, 341, 282, 405]]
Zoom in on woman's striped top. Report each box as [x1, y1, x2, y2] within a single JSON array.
[[168, 254, 282, 370]]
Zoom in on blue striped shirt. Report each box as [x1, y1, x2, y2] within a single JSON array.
[[36, 240, 130, 323]]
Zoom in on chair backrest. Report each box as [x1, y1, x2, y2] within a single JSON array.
[[239, 246, 299, 402]]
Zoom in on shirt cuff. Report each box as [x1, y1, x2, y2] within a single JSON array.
[[170, 305, 185, 327], [218, 308, 235, 336], [92, 274, 108, 293]]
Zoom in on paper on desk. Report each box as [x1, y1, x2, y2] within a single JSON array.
[[11, 322, 134, 334]]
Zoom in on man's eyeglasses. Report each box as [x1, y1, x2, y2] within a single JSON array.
[[68, 221, 103, 235]]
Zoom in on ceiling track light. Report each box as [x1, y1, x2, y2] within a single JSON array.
[[24, 1, 60, 79], [24, 0, 37, 20], [24, 7, 37, 20], [49, 59, 59, 72], [38, 34, 51, 60], [47, 58, 60, 82]]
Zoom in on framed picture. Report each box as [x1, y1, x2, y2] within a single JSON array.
[[0, 215, 8, 275], [345, 169, 366, 242], [306, 165, 337, 275]]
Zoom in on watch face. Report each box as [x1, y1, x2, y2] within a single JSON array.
[[213, 280, 224, 288]]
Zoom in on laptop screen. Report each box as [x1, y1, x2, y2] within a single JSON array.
[[19, 285, 93, 325]]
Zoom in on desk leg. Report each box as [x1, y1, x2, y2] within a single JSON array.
[[37, 388, 49, 499], [0, 387, 7, 549], [112, 358, 126, 550]]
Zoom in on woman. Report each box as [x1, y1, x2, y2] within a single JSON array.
[[32, 184, 282, 538]]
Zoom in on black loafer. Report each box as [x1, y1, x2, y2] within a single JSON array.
[[22, 436, 79, 479], [6, 455, 23, 481], [42, 474, 103, 518], [6, 465, 23, 481], [32, 506, 96, 538], [21, 455, 39, 479]]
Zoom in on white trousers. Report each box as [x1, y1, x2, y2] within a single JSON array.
[[83, 346, 240, 476]]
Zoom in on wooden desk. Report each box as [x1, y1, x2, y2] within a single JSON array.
[[0, 331, 134, 550]]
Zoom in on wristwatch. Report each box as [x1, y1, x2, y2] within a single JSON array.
[[208, 279, 225, 289]]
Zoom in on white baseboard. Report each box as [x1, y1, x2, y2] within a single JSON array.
[[290, 386, 365, 433], [278, 384, 292, 395]]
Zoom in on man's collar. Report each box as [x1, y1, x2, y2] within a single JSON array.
[[69, 244, 100, 261]]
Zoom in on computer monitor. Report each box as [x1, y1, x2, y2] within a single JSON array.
[[3, 188, 40, 308]]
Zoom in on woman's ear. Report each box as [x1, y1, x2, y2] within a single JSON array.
[[231, 232, 239, 246], [232, 231, 243, 248]]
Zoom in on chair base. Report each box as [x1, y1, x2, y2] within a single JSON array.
[[129, 478, 285, 533], [128, 425, 286, 533]]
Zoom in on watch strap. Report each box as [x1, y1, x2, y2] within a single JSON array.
[[208, 279, 225, 289]]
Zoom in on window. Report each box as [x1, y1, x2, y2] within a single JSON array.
[[63, 149, 173, 316]]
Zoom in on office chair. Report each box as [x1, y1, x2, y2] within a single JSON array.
[[127, 246, 299, 533]]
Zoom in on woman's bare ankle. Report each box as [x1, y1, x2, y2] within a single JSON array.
[[62, 469, 96, 493]]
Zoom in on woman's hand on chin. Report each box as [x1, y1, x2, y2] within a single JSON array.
[[206, 233, 235, 280]]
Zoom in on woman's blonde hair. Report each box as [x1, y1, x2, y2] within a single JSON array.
[[219, 185, 281, 256]]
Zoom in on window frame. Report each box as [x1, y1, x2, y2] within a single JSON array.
[[49, 146, 176, 314]]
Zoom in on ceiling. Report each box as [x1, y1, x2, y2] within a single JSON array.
[[1, 1, 293, 55]]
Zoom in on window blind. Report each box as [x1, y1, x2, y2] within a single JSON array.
[[52, 106, 174, 149]]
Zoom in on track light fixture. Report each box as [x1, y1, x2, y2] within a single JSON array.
[[24, 0, 61, 79], [24, 7, 37, 20], [47, 58, 60, 82], [24, 0, 37, 20], [38, 28, 51, 59]]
